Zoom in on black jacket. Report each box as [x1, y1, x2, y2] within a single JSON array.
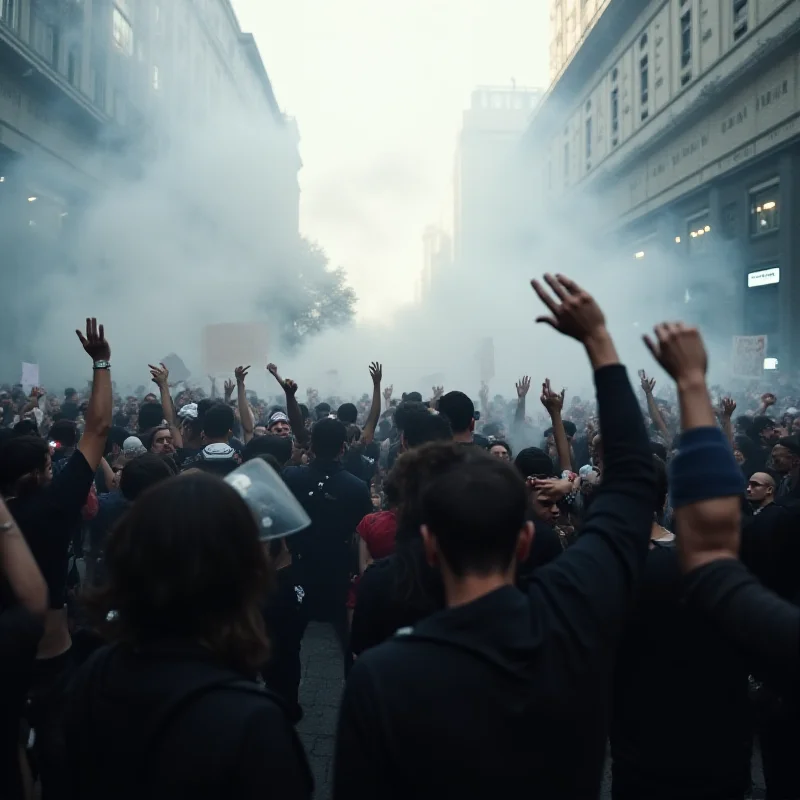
[[63, 642, 312, 800], [334, 364, 656, 800]]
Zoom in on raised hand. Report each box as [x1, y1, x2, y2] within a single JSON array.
[[369, 362, 383, 385], [531, 274, 606, 342], [224, 379, 235, 399], [540, 378, 565, 415], [235, 365, 250, 385], [76, 318, 110, 361], [643, 322, 707, 383], [383, 385, 394, 402], [283, 378, 299, 396], [720, 397, 737, 418], [761, 392, 776, 408], [516, 376, 531, 398], [432, 385, 444, 401], [148, 362, 169, 388], [638, 369, 656, 395]]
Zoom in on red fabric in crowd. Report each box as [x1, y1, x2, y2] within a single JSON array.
[[347, 510, 397, 609]]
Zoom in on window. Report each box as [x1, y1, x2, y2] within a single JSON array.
[[687, 211, 712, 256], [640, 32, 648, 49], [733, 0, 748, 40], [152, 65, 160, 90], [31, 11, 58, 66], [640, 55, 649, 119], [749, 181, 780, 237], [112, 5, 133, 56], [585, 117, 592, 162], [680, 10, 692, 69], [0, 0, 17, 30], [93, 56, 106, 109], [67, 44, 81, 87]]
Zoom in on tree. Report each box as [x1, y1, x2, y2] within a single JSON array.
[[259, 238, 357, 349]]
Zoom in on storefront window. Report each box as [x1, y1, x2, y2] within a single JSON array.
[[749, 180, 779, 237]]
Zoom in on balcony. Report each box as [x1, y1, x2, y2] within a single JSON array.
[[0, 8, 109, 134]]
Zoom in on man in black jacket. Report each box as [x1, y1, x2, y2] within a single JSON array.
[[333, 274, 656, 800], [283, 418, 372, 672]]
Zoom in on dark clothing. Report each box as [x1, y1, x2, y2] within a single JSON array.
[[352, 520, 563, 656], [0, 607, 43, 800], [334, 364, 656, 800], [63, 642, 312, 800], [7, 449, 95, 609], [282, 460, 371, 667], [262, 566, 307, 724], [610, 544, 751, 800]]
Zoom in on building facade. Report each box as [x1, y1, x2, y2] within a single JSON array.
[[0, 0, 299, 364], [454, 86, 543, 268], [549, 0, 611, 82], [529, 0, 800, 370], [419, 224, 452, 304]]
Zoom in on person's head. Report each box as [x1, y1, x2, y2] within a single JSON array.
[[266, 411, 291, 438], [514, 447, 559, 523], [119, 453, 173, 501], [242, 433, 293, 467], [562, 420, 577, 441], [733, 434, 758, 467], [314, 402, 331, 419], [394, 400, 427, 434], [746, 471, 776, 507], [49, 419, 78, 449], [489, 441, 512, 461], [14, 419, 39, 438], [137, 401, 165, 433], [0, 435, 52, 497], [202, 404, 234, 444], [751, 416, 778, 445], [86, 472, 273, 673], [64, 387, 78, 403], [420, 448, 532, 582], [770, 436, 800, 475], [143, 392, 158, 404], [191, 443, 239, 477], [402, 410, 453, 449], [311, 417, 348, 460], [337, 403, 358, 425], [437, 391, 475, 436], [402, 391, 423, 403], [180, 415, 203, 446], [145, 425, 175, 455], [253, 425, 268, 437]]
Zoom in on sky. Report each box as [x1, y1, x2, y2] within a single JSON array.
[[231, 0, 550, 322]]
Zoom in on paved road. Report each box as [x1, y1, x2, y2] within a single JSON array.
[[297, 622, 767, 800]]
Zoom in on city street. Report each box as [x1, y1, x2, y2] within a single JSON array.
[[297, 623, 767, 800]]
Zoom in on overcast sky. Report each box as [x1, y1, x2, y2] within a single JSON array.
[[231, 0, 549, 321]]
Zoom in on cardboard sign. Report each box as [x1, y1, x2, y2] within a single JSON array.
[[202, 324, 269, 376], [732, 335, 767, 378], [21, 362, 39, 395]]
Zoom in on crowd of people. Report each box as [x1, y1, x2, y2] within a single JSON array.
[[1, 274, 799, 800]]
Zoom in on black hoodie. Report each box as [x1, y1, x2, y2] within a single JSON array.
[[333, 364, 656, 800], [63, 642, 312, 800]]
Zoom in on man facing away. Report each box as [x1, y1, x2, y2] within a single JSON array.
[[333, 274, 656, 800]]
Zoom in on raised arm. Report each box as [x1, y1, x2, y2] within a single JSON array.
[[540, 379, 571, 472], [76, 319, 112, 471], [513, 376, 530, 427], [267, 364, 308, 446], [361, 363, 382, 445], [646, 323, 800, 674], [529, 275, 655, 648], [638, 370, 670, 442], [149, 362, 183, 448], [235, 366, 255, 443]]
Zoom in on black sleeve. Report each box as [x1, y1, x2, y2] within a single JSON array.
[[333, 659, 389, 800], [531, 364, 655, 653], [683, 558, 800, 677], [42, 449, 95, 521], [233, 703, 313, 800], [350, 564, 393, 655]]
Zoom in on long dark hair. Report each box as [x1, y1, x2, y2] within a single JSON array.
[[83, 472, 273, 675]]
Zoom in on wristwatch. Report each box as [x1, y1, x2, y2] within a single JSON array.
[[93, 360, 111, 370]]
